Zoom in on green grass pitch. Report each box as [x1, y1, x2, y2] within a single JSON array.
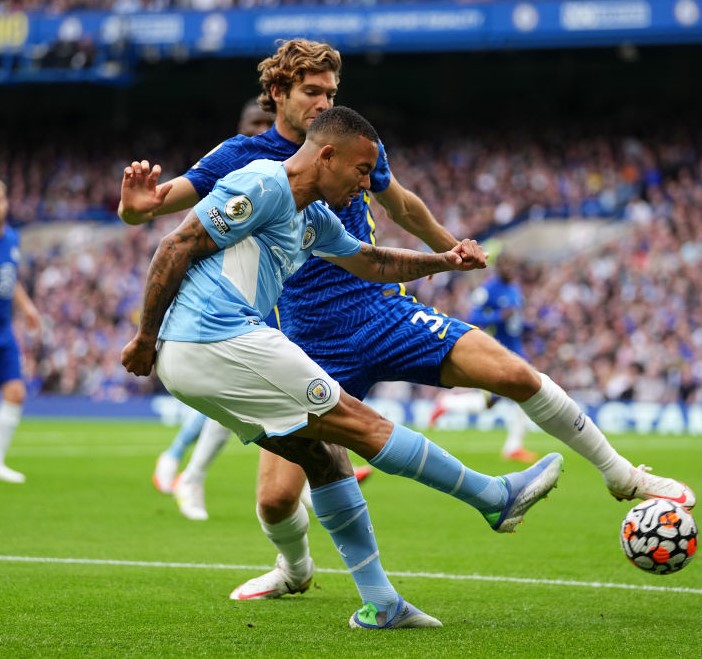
[[1, 419, 700, 657]]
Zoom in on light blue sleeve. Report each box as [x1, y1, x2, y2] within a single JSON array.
[[307, 202, 362, 258], [193, 169, 285, 249]]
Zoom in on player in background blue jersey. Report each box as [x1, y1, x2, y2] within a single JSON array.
[[122, 106, 564, 629], [0, 181, 41, 484], [430, 253, 539, 464], [119, 39, 695, 602]]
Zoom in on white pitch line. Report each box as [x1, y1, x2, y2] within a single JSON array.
[[1, 555, 700, 595]]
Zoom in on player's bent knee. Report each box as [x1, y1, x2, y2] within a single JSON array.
[[257, 495, 300, 522]]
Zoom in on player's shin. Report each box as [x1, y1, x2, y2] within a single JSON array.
[[369, 424, 507, 514], [519, 373, 631, 482], [310, 477, 400, 617], [256, 501, 312, 582]]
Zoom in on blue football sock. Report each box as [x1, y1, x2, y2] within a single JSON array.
[[311, 477, 398, 615], [165, 411, 207, 460], [370, 424, 508, 514]]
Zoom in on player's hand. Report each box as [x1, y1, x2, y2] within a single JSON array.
[[119, 160, 173, 225], [121, 334, 157, 377], [446, 239, 488, 270], [23, 305, 42, 332]]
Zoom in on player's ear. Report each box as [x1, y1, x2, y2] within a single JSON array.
[[319, 144, 335, 166], [270, 84, 285, 105]]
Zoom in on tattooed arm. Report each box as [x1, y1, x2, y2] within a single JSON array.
[[326, 239, 488, 284], [121, 211, 218, 376]]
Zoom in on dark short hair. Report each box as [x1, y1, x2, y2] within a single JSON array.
[[307, 106, 378, 144]]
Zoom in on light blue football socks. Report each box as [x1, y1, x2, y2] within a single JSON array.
[[311, 477, 400, 618], [369, 424, 508, 514], [165, 410, 207, 460]]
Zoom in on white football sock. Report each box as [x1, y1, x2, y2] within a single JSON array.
[[441, 391, 487, 414], [180, 418, 230, 482], [0, 401, 22, 464], [257, 501, 312, 580], [502, 403, 529, 454], [520, 373, 631, 483]]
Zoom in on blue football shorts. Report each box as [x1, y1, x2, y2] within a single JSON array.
[[0, 334, 22, 385], [277, 286, 473, 400]]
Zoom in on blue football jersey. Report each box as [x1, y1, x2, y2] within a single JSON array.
[[160, 159, 362, 343], [0, 227, 20, 341], [468, 277, 525, 356]]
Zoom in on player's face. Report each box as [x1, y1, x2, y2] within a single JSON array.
[[320, 136, 377, 211], [274, 71, 338, 144], [238, 106, 274, 137]]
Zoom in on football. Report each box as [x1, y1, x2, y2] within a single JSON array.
[[620, 498, 698, 575]]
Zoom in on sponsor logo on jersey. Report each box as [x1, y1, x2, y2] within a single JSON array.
[[225, 195, 253, 223], [307, 378, 332, 405], [258, 178, 272, 197], [207, 207, 230, 235], [302, 225, 317, 249]]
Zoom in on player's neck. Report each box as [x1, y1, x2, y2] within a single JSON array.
[[275, 118, 306, 145], [284, 152, 321, 211]]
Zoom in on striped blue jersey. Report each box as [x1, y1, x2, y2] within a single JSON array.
[[160, 159, 362, 343], [184, 126, 392, 330], [0, 227, 20, 341], [467, 276, 525, 356]]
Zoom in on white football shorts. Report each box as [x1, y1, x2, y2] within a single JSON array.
[[155, 327, 340, 444]]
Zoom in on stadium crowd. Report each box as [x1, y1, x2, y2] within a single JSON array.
[[6, 123, 702, 405]]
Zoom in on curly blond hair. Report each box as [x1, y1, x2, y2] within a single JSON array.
[[257, 39, 342, 113]]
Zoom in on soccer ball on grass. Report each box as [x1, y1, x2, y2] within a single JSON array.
[[620, 498, 697, 575]]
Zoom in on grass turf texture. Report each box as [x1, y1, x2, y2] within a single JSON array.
[[1, 420, 701, 657]]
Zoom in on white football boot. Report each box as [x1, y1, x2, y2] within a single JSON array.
[[607, 464, 696, 509], [0, 464, 26, 484], [152, 452, 179, 494], [173, 475, 209, 521], [229, 554, 314, 600]]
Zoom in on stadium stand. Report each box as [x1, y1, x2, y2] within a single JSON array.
[[6, 121, 702, 407]]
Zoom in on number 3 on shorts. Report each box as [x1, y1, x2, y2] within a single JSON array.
[[411, 310, 451, 339]]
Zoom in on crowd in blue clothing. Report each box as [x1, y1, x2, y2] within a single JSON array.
[[8, 124, 702, 405]]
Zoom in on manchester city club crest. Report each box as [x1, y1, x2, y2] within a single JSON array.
[[307, 378, 332, 405], [224, 195, 253, 223], [302, 225, 317, 249]]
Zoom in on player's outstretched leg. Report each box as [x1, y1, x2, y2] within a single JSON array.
[[607, 464, 696, 509], [369, 425, 562, 533], [520, 374, 696, 509], [484, 453, 563, 533]]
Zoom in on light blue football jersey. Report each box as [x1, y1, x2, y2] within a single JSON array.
[[159, 159, 362, 343]]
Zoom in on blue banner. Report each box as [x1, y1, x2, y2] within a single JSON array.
[[2, 1, 702, 58]]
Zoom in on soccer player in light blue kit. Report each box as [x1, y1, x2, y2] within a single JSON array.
[[122, 106, 565, 629], [119, 39, 694, 604], [430, 253, 539, 463], [151, 99, 275, 495], [0, 180, 42, 484]]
